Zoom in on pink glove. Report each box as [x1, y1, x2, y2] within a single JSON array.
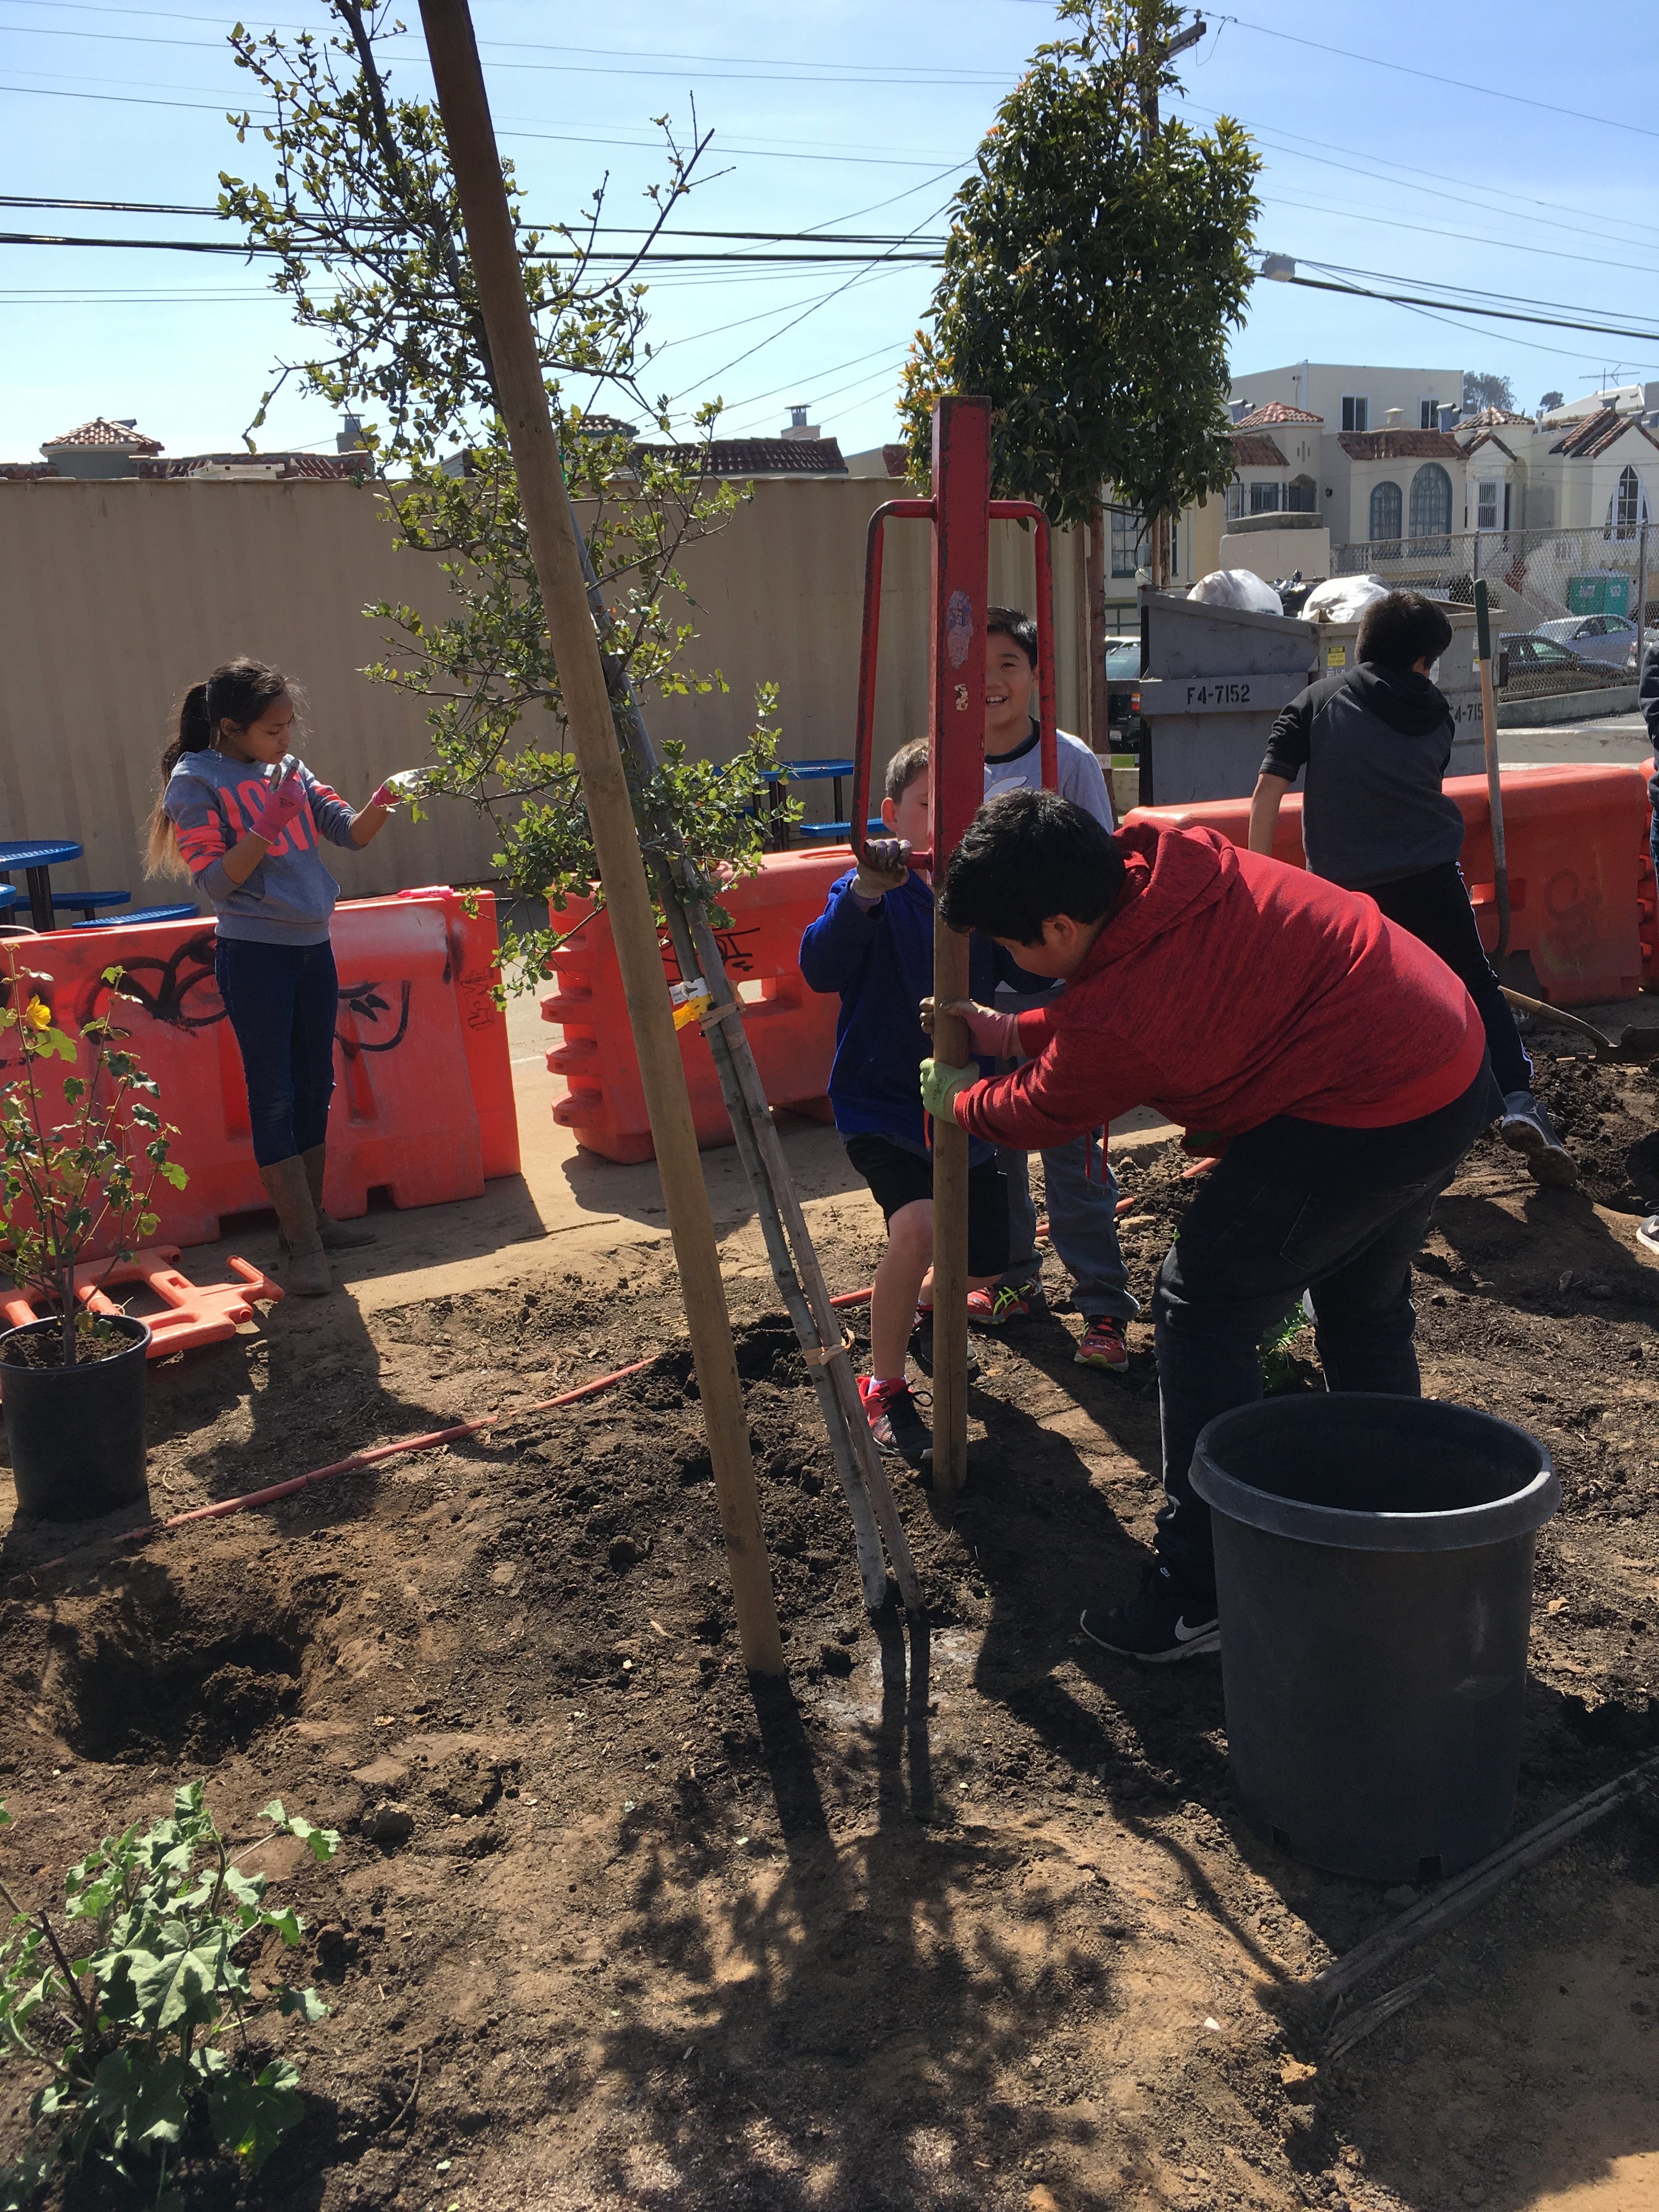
[[368, 780, 401, 810], [245, 770, 305, 843], [919, 997, 1021, 1058]]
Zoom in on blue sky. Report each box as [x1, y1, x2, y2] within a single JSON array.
[[3, 0, 1656, 462]]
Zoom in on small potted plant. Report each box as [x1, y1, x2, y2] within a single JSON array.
[[0, 956, 187, 1520]]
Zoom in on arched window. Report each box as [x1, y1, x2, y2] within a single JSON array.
[[1286, 474, 1317, 513], [1610, 465, 1647, 538], [1369, 480, 1402, 541], [1408, 463, 1453, 543]]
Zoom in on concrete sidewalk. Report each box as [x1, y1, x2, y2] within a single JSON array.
[[168, 982, 1181, 1326]]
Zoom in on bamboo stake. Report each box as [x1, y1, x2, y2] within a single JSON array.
[[417, 0, 783, 1675]]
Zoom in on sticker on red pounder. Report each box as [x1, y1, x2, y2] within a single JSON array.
[[945, 588, 974, 669]]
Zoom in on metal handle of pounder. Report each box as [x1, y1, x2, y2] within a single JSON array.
[[848, 497, 1059, 872]]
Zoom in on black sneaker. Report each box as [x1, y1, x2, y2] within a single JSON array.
[[859, 1376, 933, 1468], [909, 1307, 980, 1378], [1498, 1090, 1576, 1187], [1079, 1565, 1220, 1663]]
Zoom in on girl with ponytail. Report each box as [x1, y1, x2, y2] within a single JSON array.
[[151, 658, 415, 1296]]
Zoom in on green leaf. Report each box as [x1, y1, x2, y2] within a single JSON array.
[[207, 2060, 303, 2171], [275, 1983, 328, 2023], [84, 2047, 192, 2153], [127, 1932, 227, 2034]]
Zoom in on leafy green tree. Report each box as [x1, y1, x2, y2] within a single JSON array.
[[900, 0, 1259, 744], [220, 3, 785, 978], [1463, 371, 1517, 416]]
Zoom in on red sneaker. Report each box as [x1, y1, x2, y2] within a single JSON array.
[[966, 1279, 1041, 1326], [858, 1375, 933, 1467], [1074, 1318, 1129, 1372]]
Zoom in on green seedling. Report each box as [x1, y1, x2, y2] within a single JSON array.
[[0, 1785, 338, 2211]]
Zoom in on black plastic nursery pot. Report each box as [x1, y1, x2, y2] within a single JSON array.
[[0, 1315, 152, 1521], [1190, 1393, 1559, 1885]]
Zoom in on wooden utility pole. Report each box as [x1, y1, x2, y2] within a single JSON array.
[[1136, 7, 1205, 592], [416, 0, 784, 1675]]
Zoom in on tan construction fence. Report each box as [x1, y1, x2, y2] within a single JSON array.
[[0, 476, 1087, 906]]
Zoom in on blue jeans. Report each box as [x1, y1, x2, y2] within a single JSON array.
[[1151, 1066, 1496, 1594], [998, 1128, 1138, 1325], [215, 937, 339, 1167]]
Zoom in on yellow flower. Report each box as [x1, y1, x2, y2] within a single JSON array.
[[22, 996, 51, 1032]]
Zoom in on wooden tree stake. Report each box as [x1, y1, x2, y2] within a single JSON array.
[[417, 0, 784, 1675]]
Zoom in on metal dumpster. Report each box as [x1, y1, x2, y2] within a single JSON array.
[[1136, 586, 1317, 805]]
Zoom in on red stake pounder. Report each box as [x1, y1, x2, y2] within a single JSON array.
[[846, 394, 1061, 1494]]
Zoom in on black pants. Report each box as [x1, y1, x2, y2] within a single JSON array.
[[1152, 1065, 1497, 1593], [1367, 861, 1531, 1097], [215, 937, 339, 1167]]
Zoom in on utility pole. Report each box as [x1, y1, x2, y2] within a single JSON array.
[[1135, 8, 1205, 592]]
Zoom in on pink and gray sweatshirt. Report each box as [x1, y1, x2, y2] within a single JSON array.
[[164, 749, 358, 945]]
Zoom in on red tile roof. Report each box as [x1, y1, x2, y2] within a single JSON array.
[[41, 416, 162, 453], [639, 437, 848, 477], [1234, 401, 1324, 428], [1232, 433, 1289, 468], [882, 443, 911, 477], [1336, 428, 1464, 461], [1458, 405, 1533, 430], [1548, 407, 1659, 461]]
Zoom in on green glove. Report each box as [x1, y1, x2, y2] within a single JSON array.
[[919, 1056, 978, 1125]]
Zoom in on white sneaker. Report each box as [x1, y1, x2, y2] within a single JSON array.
[[1638, 1215, 1659, 1259]]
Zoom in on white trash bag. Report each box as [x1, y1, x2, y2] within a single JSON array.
[[1187, 568, 1286, 616], [1301, 574, 1391, 624], [1186, 571, 1291, 614]]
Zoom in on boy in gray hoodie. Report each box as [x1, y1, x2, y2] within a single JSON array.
[[1249, 590, 1571, 1184]]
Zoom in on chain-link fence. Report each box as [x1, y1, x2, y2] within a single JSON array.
[[1334, 524, 1650, 700]]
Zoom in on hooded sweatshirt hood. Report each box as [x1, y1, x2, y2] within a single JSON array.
[[1347, 661, 1457, 737]]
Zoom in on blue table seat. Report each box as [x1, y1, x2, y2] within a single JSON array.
[[0, 885, 17, 912], [70, 905, 200, 929], [52, 889, 131, 922], [795, 817, 887, 843]]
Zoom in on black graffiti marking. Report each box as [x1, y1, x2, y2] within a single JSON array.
[[77, 933, 223, 1032], [336, 980, 413, 1057], [657, 923, 764, 985]]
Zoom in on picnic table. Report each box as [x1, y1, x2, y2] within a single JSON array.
[[0, 839, 83, 930]]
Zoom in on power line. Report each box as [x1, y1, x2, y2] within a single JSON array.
[[1276, 265, 1659, 348], [0, 228, 939, 265], [1218, 12, 1659, 143], [0, 74, 972, 168]]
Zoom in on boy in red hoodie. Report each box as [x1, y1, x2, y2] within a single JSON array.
[[922, 788, 1494, 1663]]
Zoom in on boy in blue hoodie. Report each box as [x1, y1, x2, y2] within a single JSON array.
[[799, 740, 1009, 1466]]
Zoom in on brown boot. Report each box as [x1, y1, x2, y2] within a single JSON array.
[[258, 1155, 332, 1296], [300, 1143, 376, 1249]]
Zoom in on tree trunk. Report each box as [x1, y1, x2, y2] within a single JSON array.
[[1086, 503, 1110, 757]]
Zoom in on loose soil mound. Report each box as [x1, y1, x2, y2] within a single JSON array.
[[0, 1107, 1655, 2211]]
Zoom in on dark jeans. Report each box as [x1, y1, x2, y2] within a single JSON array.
[[215, 936, 339, 1167], [1368, 861, 1531, 1096], [1151, 1066, 1497, 1594]]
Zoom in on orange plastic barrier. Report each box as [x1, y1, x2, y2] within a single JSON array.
[[1640, 758, 1657, 992], [5, 888, 518, 1256], [1126, 763, 1650, 1007], [0, 1248, 283, 1359], [542, 849, 848, 1163]]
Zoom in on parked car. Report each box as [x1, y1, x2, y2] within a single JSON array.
[[1104, 637, 1141, 737], [1531, 613, 1639, 670], [1498, 631, 1634, 697]]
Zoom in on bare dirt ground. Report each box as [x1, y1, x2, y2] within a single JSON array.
[[1, 1054, 1657, 2212]]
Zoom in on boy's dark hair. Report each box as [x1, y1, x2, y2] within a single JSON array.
[[1356, 590, 1454, 672], [939, 788, 1125, 946], [884, 737, 929, 803], [986, 605, 1037, 668]]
